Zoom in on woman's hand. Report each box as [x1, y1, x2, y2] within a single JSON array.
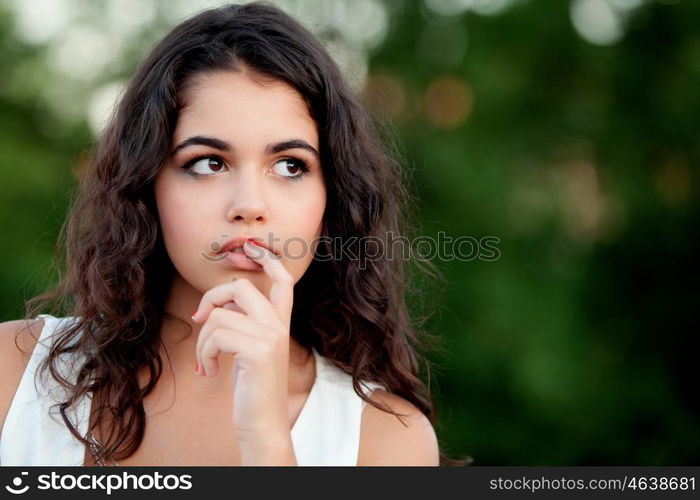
[[191, 239, 297, 464]]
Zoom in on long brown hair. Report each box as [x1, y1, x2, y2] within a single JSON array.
[[22, 1, 470, 466]]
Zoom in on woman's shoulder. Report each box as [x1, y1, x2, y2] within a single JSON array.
[[357, 388, 440, 466], [0, 314, 78, 361], [0, 317, 46, 433], [0, 317, 46, 372], [313, 350, 439, 465]]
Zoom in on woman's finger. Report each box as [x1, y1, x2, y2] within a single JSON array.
[[243, 239, 294, 325], [195, 308, 277, 372], [192, 278, 279, 329], [199, 327, 269, 378]]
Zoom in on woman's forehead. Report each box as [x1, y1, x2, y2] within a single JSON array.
[[174, 70, 318, 150], [180, 69, 308, 117]]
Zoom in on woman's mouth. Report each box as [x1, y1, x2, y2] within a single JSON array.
[[217, 236, 278, 256], [220, 246, 263, 270]]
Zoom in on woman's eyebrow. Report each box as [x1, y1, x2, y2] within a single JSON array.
[[171, 136, 230, 155], [171, 135, 319, 158], [267, 139, 319, 158]]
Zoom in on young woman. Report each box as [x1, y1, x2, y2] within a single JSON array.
[[0, 2, 461, 466]]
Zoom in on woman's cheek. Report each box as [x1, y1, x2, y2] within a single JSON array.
[[282, 227, 324, 284], [156, 190, 205, 272]]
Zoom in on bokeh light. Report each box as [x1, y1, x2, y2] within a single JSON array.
[[423, 75, 474, 129]]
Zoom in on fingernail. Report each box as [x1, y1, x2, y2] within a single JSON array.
[[195, 363, 200, 374], [191, 308, 198, 319], [248, 238, 278, 257]]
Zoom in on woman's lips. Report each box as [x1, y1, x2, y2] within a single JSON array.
[[217, 236, 277, 256], [220, 246, 263, 271]]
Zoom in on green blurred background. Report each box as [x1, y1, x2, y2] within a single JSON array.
[[0, 0, 697, 465]]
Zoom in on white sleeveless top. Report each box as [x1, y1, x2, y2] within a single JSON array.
[[0, 315, 385, 466]]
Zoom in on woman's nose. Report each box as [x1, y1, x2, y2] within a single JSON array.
[[225, 167, 268, 223]]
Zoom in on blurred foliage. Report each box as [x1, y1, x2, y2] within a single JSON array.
[[1, 0, 698, 465]]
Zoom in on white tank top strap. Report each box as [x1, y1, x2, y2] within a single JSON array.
[[0, 314, 89, 466], [290, 347, 386, 465]]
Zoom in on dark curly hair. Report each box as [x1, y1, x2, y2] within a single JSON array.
[[22, 1, 469, 466]]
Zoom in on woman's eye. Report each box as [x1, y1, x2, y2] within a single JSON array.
[[271, 158, 309, 179], [186, 156, 227, 175]]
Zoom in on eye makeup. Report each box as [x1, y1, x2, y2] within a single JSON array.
[[178, 154, 311, 180]]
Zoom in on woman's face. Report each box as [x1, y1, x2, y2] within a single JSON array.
[[154, 68, 326, 298]]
